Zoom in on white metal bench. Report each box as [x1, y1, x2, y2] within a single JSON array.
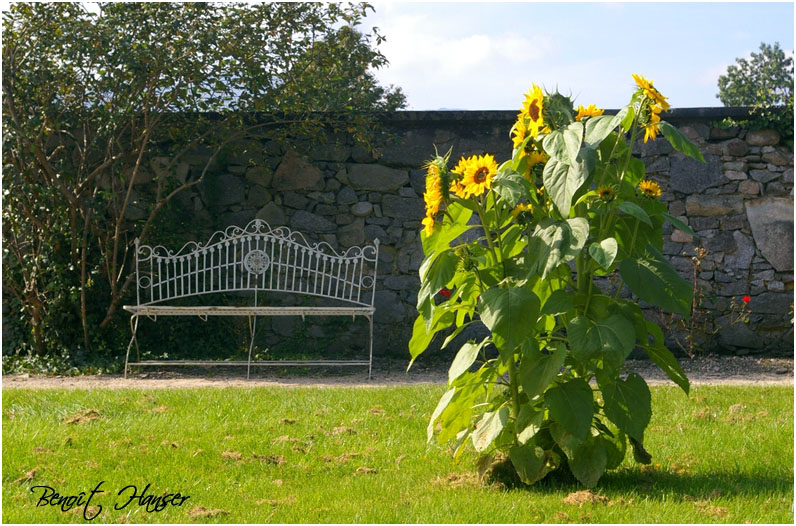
[[123, 219, 379, 379]]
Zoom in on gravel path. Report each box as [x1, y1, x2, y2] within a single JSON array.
[[2, 355, 792, 390]]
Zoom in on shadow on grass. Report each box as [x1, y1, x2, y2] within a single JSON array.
[[520, 466, 793, 501]]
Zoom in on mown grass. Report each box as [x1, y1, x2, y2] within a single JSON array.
[[2, 384, 793, 523]]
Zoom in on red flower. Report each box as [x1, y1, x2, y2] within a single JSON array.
[[439, 288, 451, 298], [743, 296, 751, 304]]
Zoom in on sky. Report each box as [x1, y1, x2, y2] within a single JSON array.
[[359, 2, 795, 110]]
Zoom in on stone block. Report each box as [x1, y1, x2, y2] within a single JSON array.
[[722, 138, 749, 157], [338, 218, 365, 248], [718, 322, 764, 349], [685, 195, 744, 216], [201, 173, 245, 208], [282, 192, 309, 209], [670, 154, 725, 194], [749, 169, 780, 183], [382, 195, 425, 221], [724, 170, 748, 181], [762, 148, 791, 166], [336, 186, 358, 206], [746, 129, 780, 146], [351, 144, 378, 163], [723, 231, 755, 269], [745, 197, 794, 271], [765, 182, 790, 196], [272, 149, 325, 191], [245, 166, 272, 187], [256, 202, 286, 227], [374, 290, 406, 324], [671, 230, 693, 243], [384, 275, 420, 292], [364, 225, 388, 242], [351, 202, 374, 217], [748, 291, 792, 314], [291, 210, 335, 233], [689, 216, 720, 230], [345, 164, 409, 191], [409, 169, 426, 197], [246, 185, 271, 208], [738, 179, 759, 195], [668, 201, 686, 216], [326, 178, 341, 192], [710, 126, 739, 140]]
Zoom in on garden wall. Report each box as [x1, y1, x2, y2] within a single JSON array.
[[122, 109, 794, 359]]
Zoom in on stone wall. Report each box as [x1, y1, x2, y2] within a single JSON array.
[[133, 109, 793, 358]]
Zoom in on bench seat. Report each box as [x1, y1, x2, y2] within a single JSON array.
[[123, 305, 375, 317]]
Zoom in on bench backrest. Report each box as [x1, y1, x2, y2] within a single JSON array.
[[134, 219, 379, 307]]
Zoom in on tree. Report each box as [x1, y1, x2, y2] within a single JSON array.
[[717, 42, 794, 143], [2, 2, 405, 359]]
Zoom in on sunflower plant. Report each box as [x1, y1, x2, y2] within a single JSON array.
[[411, 75, 705, 487]]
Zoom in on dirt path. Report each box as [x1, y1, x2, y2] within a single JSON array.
[[2, 355, 792, 390]]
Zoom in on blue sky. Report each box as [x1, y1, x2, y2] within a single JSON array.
[[361, 2, 795, 110]]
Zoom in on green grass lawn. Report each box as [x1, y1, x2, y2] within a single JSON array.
[[2, 384, 793, 523]]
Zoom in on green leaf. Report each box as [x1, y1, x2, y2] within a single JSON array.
[[542, 130, 568, 161], [448, 340, 484, 384], [568, 437, 608, 488], [543, 157, 588, 217], [601, 373, 651, 442], [541, 289, 574, 316], [518, 341, 567, 400], [619, 246, 693, 318], [527, 218, 589, 279], [509, 444, 552, 485], [659, 121, 705, 162], [618, 201, 652, 227], [478, 287, 541, 355], [408, 309, 455, 366], [563, 121, 584, 165], [493, 171, 532, 208], [517, 407, 545, 445], [588, 238, 618, 270], [584, 109, 626, 148], [472, 406, 509, 452], [568, 314, 635, 363], [427, 387, 456, 442], [599, 430, 627, 470], [662, 212, 697, 238], [545, 377, 593, 441], [644, 322, 690, 395], [417, 249, 459, 313], [421, 201, 474, 255]]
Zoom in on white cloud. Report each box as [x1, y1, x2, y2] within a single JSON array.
[[365, 9, 553, 109]]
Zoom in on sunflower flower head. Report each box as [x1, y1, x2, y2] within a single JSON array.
[[643, 105, 663, 143], [511, 203, 533, 225], [423, 163, 443, 217], [421, 216, 435, 237], [511, 118, 529, 150], [633, 73, 670, 111], [639, 180, 662, 199], [461, 154, 497, 197], [597, 186, 615, 201], [519, 84, 545, 137], [575, 104, 604, 121]]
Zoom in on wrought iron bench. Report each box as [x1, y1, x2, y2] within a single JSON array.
[[123, 219, 379, 379]]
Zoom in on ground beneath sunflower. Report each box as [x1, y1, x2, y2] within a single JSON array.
[[2, 355, 792, 390]]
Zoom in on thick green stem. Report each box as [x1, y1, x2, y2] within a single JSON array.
[[507, 353, 522, 440]]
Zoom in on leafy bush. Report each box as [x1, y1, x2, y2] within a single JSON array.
[[411, 75, 704, 487], [717, 42, 794, 145]]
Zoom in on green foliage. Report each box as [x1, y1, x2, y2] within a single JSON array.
[[716, 42, 794, 145], [2, 2, 404, 362], [415, 77, 702, 487]]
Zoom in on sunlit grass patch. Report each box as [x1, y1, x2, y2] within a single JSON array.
[[2, 384, 793, 523]]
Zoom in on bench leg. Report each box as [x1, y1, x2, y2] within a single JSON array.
[[368, 314, 373, 381], [124, 315, 140, 379], [247, 314, 258, 380]]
